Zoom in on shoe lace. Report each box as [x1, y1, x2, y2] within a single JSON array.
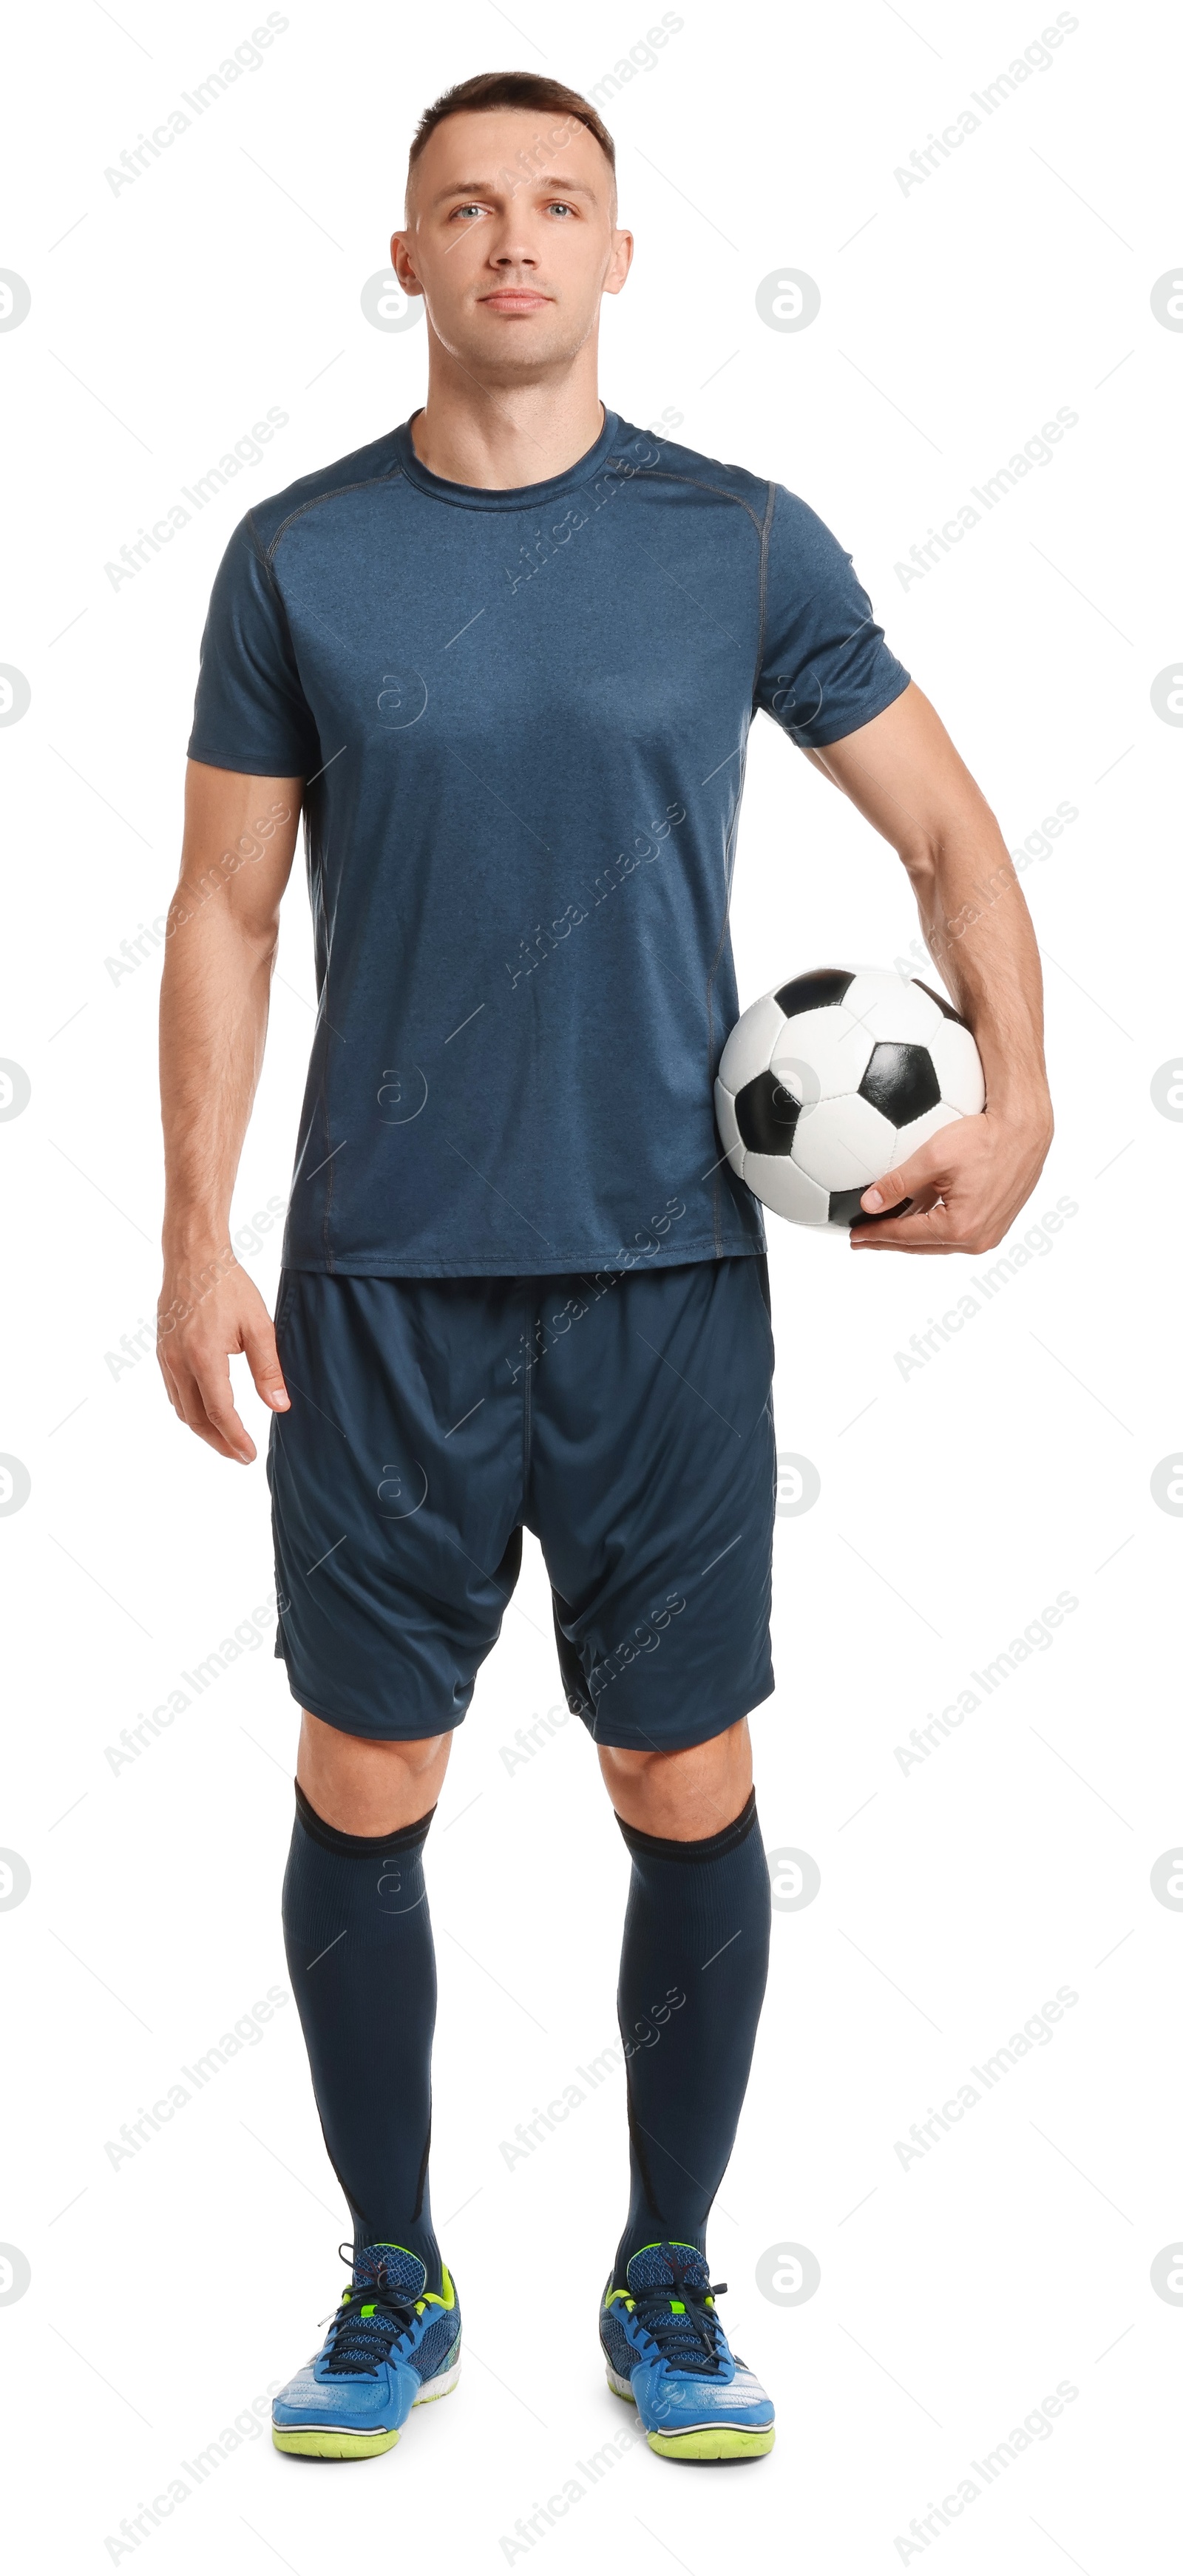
[[631, 2255, 730, 2378], [322, 2253, 420, 2378]]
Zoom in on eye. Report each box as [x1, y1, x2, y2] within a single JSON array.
[[449, 201, 484, 220], [546, 200, 576, 217]]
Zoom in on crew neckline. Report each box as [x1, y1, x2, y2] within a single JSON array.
[[393, 407, 620, 511]]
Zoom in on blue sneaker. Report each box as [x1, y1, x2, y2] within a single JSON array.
[[272, 2243, 461, 2458], [600, 2240, 774, 2460]]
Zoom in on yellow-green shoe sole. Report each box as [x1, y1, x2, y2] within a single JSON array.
[[272, 2425, 400, 2459], [272, 2353, 460, 2458], [646, 2424, 775, 2461], [606, 2367, 773, 2459]]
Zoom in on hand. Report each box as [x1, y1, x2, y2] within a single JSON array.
[[157, 1251, 290, 1461], [850, 1104, 1053, 1254]]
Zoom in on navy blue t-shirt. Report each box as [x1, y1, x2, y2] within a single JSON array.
[[188, 410, 909, 1276]]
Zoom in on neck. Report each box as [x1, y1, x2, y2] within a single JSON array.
[[410, 341, 605, 490]]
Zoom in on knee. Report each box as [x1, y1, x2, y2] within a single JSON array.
[[600, 1718, 748, 1788], [381, 1732, 448, 1779], [298, 1711, 450, 1834], [600, 1719, 751, 1839], [599, 1742, 658, 1790]]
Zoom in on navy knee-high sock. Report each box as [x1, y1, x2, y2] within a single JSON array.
[[282, 1782, 442, 2288], [612, 1789, 771, 2283]]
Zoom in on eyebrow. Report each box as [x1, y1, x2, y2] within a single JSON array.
[[430, 176, 599, 206]]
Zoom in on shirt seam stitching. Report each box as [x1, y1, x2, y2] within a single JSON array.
[[240, 509, 319, 766], [753, 480, 776, 705], [701, 478, 773, 1259], [704, 737, 751, 1256], [615, 466, 767, 541], [263, 464, 407, 563]]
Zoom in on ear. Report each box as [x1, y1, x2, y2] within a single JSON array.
[[603, 230, 634, 296], [390, 235, 424, 295]]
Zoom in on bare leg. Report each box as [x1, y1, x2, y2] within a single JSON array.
[[597, 1715, 752, 1838], [296, 1707, 452, 1833]]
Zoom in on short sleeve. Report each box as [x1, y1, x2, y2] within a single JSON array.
[[755, 487, 910, 750], [187, 512, 321, 777]]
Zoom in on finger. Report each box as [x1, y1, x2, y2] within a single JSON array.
[[851, 1203, 963, 1251], [241, 1314, 290, 1411], [188, 1351, 257, 1462], [849, 1193, 915, 1230], [156, 1349, 183, 1417], [851, 1226, 957, 1251], [172, 1366, 254, 1460], [158, 1350, 197, 1428], [859, 1145, 951, 1218]]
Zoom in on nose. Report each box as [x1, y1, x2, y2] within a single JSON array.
[[486, 197, 539, 269]]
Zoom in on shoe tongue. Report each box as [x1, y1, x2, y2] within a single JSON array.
[[626, 2240, 710, 2295], [351, 2243, 427, 2299]]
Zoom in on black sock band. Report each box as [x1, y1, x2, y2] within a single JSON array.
[[294, 1777, 437, 1859], [613, 1784, 758, 1865]]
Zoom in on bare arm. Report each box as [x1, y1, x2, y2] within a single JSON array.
[[157, 760, 303, 1458], [802, 681, 1054, 1253]]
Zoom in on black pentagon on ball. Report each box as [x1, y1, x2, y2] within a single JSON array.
[[912, 977, 969, 1028], [735, 1070, 803, 1156], [773, 966, 856, 1017], [858, 1040, 941, 1125]]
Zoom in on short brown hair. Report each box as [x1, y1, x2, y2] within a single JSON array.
[[407, 71, 617, 196]]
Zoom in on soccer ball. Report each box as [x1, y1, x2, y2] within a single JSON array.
[[715, 966, 985, 1228]]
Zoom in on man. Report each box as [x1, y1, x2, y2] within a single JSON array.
[[157, 70, 1052, 2467]]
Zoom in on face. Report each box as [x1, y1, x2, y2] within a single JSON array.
[[393, 109, 632, 382]]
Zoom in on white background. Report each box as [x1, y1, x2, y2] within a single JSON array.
[[2, 1, 1181, 2568]]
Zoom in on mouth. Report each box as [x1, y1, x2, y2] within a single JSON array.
[[478, 290, 552, 313]]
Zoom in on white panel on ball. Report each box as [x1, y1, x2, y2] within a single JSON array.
[[771, 1005, 875, 1100], [842, 972, 943, 1045], [717, 991, 791, 1091], [713, 1077, 742, 1162], [743, 1150, 830, 1225], [927, 1018, 987, 1114], [790, 1092, 898, 1190]]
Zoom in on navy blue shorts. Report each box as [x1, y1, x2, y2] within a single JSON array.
[[268, 1256, 776, 1752]]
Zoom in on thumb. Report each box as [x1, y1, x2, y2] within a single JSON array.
[[860, 1150, 938, 1218], [242, 1313, 290, 1410]]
